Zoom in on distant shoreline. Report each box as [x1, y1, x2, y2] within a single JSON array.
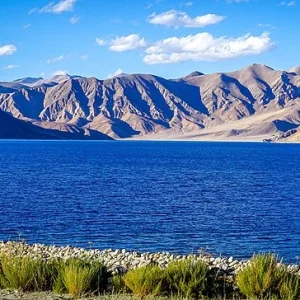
[[2, 138, 300, 144]]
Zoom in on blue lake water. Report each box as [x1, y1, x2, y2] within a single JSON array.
[[0, 140, 300, 262]]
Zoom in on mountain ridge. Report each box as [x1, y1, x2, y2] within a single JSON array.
[[0, 64, 299, 142]]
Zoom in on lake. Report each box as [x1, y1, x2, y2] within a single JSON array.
[[0, 140, 299, 262]]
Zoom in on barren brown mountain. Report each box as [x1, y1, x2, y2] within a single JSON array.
[[0, 64, 299, 141]]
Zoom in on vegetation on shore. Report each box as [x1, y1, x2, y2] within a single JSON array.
[[0, 252, 299, 299]]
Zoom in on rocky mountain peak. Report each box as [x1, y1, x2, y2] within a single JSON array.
[[184, 71, 205, 79]]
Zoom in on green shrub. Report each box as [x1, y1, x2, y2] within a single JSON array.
[[236, 253, 285, 299], [124, 265, 165, 297], [50, 260, 66, 294], [280, 273, 300, 300], [164, 260, 209, 299], [0, 254, 53, 292], [55, 258, 109, 298]]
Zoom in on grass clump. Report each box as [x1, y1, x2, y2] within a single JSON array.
[[279, 273, 300, 300], [55, 258, 110, 298], [164, 259, 209, 299], [124, 265, 165, 297], [236, 253, 285, 299], [0, 254, 54, 292]]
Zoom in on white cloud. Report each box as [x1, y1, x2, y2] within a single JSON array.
[[53, 70, 67, 76], [28, 8, 38, 15], [279, 1, 296, 6], [40, 0, 76, 14], [258, 23, 276, 29], [258, 23, 272, 27], [81, 54, 89, 60], [47, 55, 64, 64], [109, 34, 146, 52], [2, 64, 19, 70], [146, 0, 163, 9], [69, 15, 80, 24], [95, 38, 107, 46], [144, 32, 274, 64], [148, 10, 225, 28], [23, 24, 31, 29], [0, 45, 17, 56], [107, 68, 124, 78]]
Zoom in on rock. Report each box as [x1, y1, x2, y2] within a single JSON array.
[[218, 264, 228, 271], [131, 260, 140, 267], [287, 265, 300, 273], [213, 257, 222, 265], [229, 260, 239, 267]]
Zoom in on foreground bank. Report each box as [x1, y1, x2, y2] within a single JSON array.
[[0, 241, 300, 299]]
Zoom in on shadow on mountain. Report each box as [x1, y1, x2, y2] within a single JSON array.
[[110, 118, 140, 138], [0, 110, 113, 140], [273, 119, 299, 132]]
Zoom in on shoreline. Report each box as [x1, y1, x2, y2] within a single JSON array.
[[1, 138, 300, 144], [1, 241, 299, 277], [1, 241, 300, 299]]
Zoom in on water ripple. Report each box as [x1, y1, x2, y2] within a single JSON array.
[[0, 141, 300, 262]]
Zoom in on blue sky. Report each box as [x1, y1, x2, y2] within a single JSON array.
[[0, 0, 299, 81]]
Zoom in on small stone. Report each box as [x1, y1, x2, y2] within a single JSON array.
[[229, 260, 239, 267], [288, 265, 300, 273], [131, 260, 140, 266], [214, 257, 222, 264]]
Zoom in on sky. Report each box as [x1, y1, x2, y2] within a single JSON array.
[[0, 0, 299, 81]]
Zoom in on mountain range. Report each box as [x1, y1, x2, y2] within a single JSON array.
[[0, 64, 299, 142]]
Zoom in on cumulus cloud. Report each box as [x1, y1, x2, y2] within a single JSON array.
[[69, 15, 80, 24], [40, 0, 76, 13], [144, 32, 274, 64], [47, 55, 64, 64], [53, 70, 67, 76], [107, 68, 124, 78], [2, 64, 19, 70], [0, 44, 17, 56], [109, 34, 146, 52], [148, 10, 225, 28]]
